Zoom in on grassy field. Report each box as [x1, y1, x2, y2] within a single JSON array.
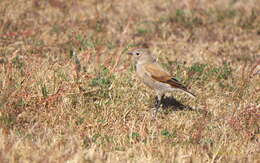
[[0, 0, 259, 162]]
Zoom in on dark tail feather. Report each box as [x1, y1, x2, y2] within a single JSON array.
[[183, 89, 196, 98]]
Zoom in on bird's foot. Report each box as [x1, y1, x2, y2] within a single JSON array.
[[152, 107, 159, 120], [152, 101, 161, 120]]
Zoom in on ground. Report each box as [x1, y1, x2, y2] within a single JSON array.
[[0, 0, 259, 162]]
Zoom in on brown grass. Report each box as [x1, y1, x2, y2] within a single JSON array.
[[0, 0, 260, 162]]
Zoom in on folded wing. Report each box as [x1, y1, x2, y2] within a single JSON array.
[[144, 63, 195, 97]]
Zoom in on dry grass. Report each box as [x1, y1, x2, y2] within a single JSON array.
[[0, 0, 260, 162]]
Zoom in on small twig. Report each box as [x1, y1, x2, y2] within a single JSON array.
[[71, 50, 81, 80], [249, 59, 260, 78]]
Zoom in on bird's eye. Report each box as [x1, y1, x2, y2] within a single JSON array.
[[136, 52, 140, 56]]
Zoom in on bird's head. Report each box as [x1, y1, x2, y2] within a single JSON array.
[[127, 48, 156, 64]]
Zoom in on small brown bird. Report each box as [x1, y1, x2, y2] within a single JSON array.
[[128, 48, 195, 118]]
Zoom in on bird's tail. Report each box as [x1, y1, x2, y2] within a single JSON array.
[[183, 89, 196, 98], [168, 77, 196, 98]]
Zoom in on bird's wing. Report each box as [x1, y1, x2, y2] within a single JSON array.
[[144, 63, 195, 97], [143, 63, 171, 81]]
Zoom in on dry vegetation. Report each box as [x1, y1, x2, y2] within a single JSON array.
[[0, 0, 260, 162]]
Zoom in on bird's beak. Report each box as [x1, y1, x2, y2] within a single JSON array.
[[127, 52, 133, 55]]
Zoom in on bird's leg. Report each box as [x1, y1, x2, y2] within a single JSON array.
[[161, 94, 165, 102], [155, 96, 159, 108], [153, 93, 163, 119]]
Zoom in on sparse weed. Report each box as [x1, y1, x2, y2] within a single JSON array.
[[0, 113, 16, 128], [161, 129, 176, 138], [136, 28, 150, 36], [41, 83, 48, 98], [90, 66, 113, 88], [188, 62, 233, 89]]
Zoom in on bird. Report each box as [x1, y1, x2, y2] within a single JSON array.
[[127, 48, 195, 118]]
